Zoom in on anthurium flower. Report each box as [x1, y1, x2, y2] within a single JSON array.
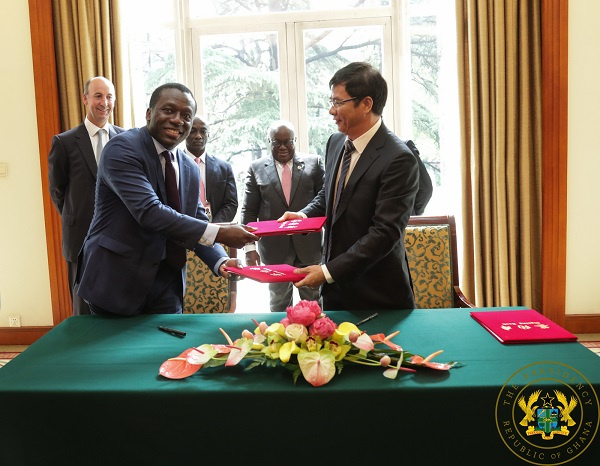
[[159, 348, 202, 379], [284, 323, 308, 343], [211, 344, 233, 355], [279, 341, 300, 363], [352, 332, 374, 352], [309, 316, 337, 339], [225, 339, 254, 366], [298, 349, 336, 387], [370, 331, 403, 351], [408, 350, 452, 370], [186, 344, 218, 365], [253, 321, 269, 335]]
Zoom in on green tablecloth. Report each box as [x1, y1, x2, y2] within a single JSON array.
[[0, 308, 598, 465]]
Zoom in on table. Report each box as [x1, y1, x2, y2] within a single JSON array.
[[1, 308, 598, 465]]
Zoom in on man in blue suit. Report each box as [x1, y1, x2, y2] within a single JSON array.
[[280, 62, 420, 311], [185, 115, 238, 223], [48, 76, 125, 315], [76, 83, 258, 316]]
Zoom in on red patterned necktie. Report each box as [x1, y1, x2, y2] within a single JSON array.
[[163, 151, 186, 269], [195, 157, 208, 206]]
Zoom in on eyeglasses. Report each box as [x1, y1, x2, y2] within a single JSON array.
[[327, 97, 358, 108], [270, 139, 295, 148]]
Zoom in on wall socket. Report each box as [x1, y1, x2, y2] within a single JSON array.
[[8, 315, 21, 327]]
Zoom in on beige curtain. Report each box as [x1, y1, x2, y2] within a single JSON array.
[[52, 0, 125, 130], [456, 0, 542, 310]]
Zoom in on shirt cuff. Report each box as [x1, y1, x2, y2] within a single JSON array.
[[322, 264, 334, 284], [199, 223, 219, 246], [213, 256, 228, 275], [244, 243, 257, 253]]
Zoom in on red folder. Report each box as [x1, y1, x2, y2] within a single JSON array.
[[470, 309, 578, 344], [224, 264, 307, 283], [246, 217, 326, 237]]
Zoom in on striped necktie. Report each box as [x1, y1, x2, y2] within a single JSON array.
[[327, 140, 355, 260]]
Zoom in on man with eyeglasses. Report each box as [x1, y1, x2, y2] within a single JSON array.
[[241, 120, 325, 311], [185, 116, 238, 223], [280, 62, 420, 311]]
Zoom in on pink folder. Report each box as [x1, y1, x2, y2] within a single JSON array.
[[224, 264, 307, 283], [470, 309, 578, 344], [246, 217, 326, 237]]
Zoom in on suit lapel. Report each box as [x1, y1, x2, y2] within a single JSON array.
[[327, 137, 346, 217], [204, 153, 215, 201], [141, 127, 167, 203], [290, 155, 305, 204], [332, 125, 387, 221], [75, 124, 98, 179], [265, 159, 287, 205], [176, 148, 191, 213]]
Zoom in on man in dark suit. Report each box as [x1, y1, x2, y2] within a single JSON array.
[[241, 120, 325, 311], [280, 62, 420, 311], [76, 83, 258, 317], [405, 139, 433, 215], [185, 116, 238, 223], [48, 76, 125, 315]]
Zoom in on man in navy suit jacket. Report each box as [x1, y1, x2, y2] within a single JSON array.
[[48, 76, 125, 315], [280, 62, 419, 311], [185, 116, 238, 223], [76, 83, 258, 316]]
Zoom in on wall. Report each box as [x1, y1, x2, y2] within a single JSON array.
[[0, 2, 597, 327], [566, 0, 600, 315], [0, 0, 53, 327]]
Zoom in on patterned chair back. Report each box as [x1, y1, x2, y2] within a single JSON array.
[[404, 216, 460, 309], [183, 247, 236, 313]]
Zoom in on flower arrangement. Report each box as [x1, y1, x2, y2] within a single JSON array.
[[159, 300, 460, 387]]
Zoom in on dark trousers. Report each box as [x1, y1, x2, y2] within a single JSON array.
[[67, 260, 91, 316], [88, 261, 184, 316]]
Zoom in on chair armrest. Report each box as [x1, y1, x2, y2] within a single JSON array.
[[453, 286, 475, 308]]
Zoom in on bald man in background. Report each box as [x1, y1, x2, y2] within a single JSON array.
[[48, 76, 125, 315]]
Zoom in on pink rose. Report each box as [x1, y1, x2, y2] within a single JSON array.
[[309, 316, 337, 339], [286, 300, 322, 326]]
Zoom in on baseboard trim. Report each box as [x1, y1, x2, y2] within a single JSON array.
[[0, 326, 52, 345], [565, 314, 600, 334]]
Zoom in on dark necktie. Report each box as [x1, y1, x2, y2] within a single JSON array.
[[327, 140, 355, 260], [163, 151, 186, 270]]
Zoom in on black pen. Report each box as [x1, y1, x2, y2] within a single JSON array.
[[355, 313, 379, 326], [158, 326, 186, 337]]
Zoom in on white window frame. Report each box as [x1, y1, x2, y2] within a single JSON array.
[[182, 3, 409, 153]]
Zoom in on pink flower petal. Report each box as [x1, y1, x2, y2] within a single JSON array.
[[159, 348, 202, 379]]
